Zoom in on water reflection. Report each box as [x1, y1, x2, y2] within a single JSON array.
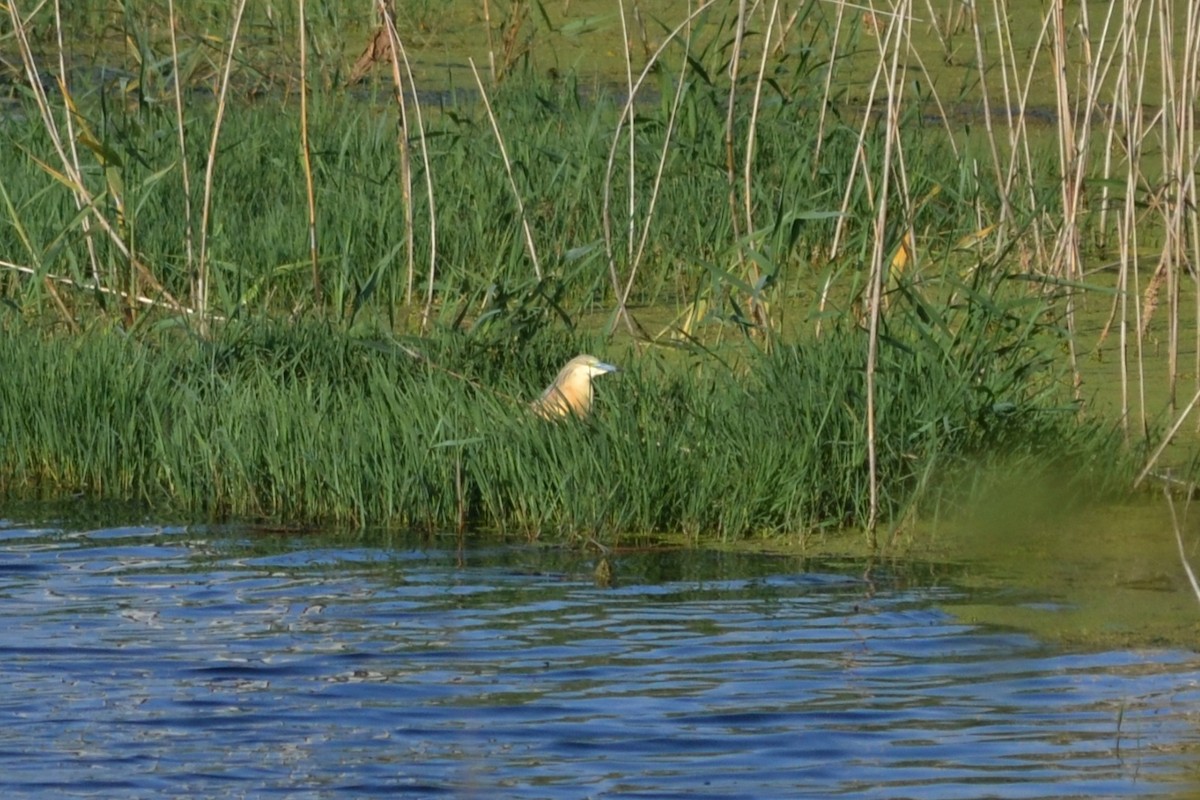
[[0, 520, 1196, 798]]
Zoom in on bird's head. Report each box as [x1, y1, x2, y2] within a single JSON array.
[[531, 354, 619, 420]]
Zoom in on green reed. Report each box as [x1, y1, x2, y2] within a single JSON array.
[[0, 76, 989, 323], [0, 265, 1134, 540]]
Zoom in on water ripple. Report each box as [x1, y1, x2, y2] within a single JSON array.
[[0, 525, 1196, 798]]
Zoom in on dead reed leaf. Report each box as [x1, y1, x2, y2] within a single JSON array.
[[953, 224, 996, 251], [1141, 260, 1167, 337], [882, 231, 915, 310], [348, 26, 393, 85]]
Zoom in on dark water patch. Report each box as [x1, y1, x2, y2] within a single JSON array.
[[0, 56, 1146, 132], [0, 522, 1196, 798]]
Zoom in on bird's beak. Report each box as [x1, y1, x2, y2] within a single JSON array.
[[596, 362, 619, 374]]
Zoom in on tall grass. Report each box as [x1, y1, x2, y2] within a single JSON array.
[[1, 1, 1008, 321], [0, 71, 967, 327], [0, 0, 1195, 535], [0, 271, 1131, 539]]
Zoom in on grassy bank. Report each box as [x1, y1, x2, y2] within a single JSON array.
[[0, 264, 1134, 541]]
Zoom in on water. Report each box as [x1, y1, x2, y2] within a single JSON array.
[[0, 520, 1197, 799]]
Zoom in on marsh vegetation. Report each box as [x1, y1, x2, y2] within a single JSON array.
[[0, 0, 1197, 542]]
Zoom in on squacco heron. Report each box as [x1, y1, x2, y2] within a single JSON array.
[[530, 354, 618, 420]]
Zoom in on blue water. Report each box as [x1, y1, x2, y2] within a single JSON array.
[[0, 520, 1196, 798]]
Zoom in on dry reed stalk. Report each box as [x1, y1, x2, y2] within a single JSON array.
[[743, 0, 781, 241], [894, 19, 958, 160], [0, 258, 208, 319], [298, 0, 322, 306], [605, 0, 638, 335], [15, 0, 80, 332], [632, 0, 651, 60], [1096, 120, 1116, 245], [1184, 3, 1200, 426], [1167, 2, 1198, 416], [1096, 65, 1120, 250], [377, 6, 438, 327], [724, 0, 748, 255], [1048, 2, 1076, 283], [772, 4, 797, 56], [1051, 0, 1120, 277], [829, 1, 893, 261], [7, 0, 185, 318], [50, 0, 101, 289], [1158, 0, 1180, 410], [810, 0, 846, 183], [1111, 0, 1200, 429], [1118, 0, 1200, 436], [1163, 487, 1200, 608], [1045, 0, 1089, 395], [604, 1, 718, 333], [468, 58, 543, 281], [918, 0, 947, 55], [835, 0, 926, 262], [197, 0, 250, 332], [737, 0, 780, 335], [816, 0, 926, 338], [483, 0, 497, 83], [620, 0, 636, 317], [1115, 0, 1152, 439], [1137, 385, 1200, 488], [615, 2, 691, 331], [166, 0, 195, 287], [995, 3, 1050, 270], [1092, 2, 1142, 364], [375, 1, 414, 307], [967, 0, 1012, 236], [494, 1, 530, 83], [1068, 1, 1119, 392], [825, 3, 927, 269], [864, 0, 914, 539], [42, 275, 77, 332]]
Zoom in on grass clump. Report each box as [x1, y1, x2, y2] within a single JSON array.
[[0, 269, 1135, 541]]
